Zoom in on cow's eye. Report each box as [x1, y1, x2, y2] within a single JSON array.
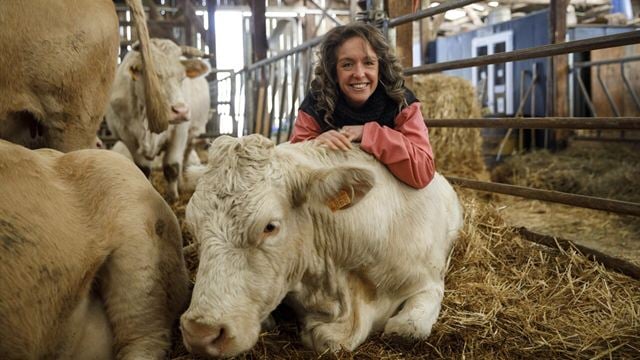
[[264, 223, 278, 234]]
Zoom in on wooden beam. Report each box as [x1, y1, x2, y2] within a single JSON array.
[[515, 227, 640, 280], [387, 1, 413, 87], [250, 0, 268, 63], [549, 0, 570, 148]]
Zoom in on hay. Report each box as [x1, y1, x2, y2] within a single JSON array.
[[150, 175, 639, 359], [492, 141, 640, 203], [412, 74, 489, 181]]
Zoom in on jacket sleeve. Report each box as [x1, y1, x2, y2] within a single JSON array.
[[360, 102, 436, 189], [290, 110, 321, 143]]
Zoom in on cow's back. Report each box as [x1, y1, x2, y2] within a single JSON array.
[[280, 142, 462, 293], [0, 0, 119, 151], [0, 140, 187, 358]]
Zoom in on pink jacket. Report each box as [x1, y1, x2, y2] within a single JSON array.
[[290, 102, 436, 189]]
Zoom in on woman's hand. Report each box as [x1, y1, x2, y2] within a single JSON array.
[[340, 125, 364, 142], [314, 130, 353, 150]]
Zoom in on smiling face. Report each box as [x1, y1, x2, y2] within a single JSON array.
[[335, 36, 379, 108]]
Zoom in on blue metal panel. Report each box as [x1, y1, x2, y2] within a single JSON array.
[[427, 10, 551, 117]]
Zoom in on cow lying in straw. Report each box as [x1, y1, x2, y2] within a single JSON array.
[[180, 134, 463, 357], [0, 140, 189, 359]]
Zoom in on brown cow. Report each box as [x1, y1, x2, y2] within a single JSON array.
[[0, 139, 189, 359], [0, 0, 169, 152]]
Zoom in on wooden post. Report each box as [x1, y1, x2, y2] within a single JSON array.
[[549, 0, 570, 148], [250, 0, 268, 63], [387, 1, 414, 88], [206, 0, 219, 135]]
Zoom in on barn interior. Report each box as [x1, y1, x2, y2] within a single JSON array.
[[106, 0, 640, 358]]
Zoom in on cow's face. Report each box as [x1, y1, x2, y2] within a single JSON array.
[[180, 135, 374, 357], [180, 135, 305, 357]]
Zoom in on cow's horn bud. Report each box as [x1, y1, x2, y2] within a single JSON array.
[[180, 46, 205, 59]]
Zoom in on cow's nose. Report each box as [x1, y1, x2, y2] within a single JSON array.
[[169, 103, 190, 124], [181, 318, 227, 357]]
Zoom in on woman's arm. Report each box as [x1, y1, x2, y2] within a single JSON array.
[[360, 102, 436, 189], [290, 110, 352, 150], [290, 110, 320, 142]]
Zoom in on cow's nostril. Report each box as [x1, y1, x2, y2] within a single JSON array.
[[171, 104, 188, 115], [181, 318, 227, 356]]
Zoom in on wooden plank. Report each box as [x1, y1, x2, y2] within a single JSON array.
[[425, 117, 640, 129], [515, 227, 640, 280], [250, 0, 268, 62], [550, 0, 570, 146], [591, 44, 640, 117], [447, 176, 640, 217], [388, 1, 414, 88]]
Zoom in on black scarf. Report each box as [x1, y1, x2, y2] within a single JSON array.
[[300, 85, 418, 132]]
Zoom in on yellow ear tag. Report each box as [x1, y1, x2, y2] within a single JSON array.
[[327, 190, 352, 212]]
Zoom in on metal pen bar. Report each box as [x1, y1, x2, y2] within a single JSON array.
[[447, 176, 640, 217], [388, 0, 481, 27], [405, 31, 640, 75], [424, 117, 640, 129], [574, 68, 598, 117], [243, 37, 323, 72], [574, 54, 640, 68]]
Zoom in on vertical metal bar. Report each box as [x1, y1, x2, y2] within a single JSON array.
[[230, 72, 237, 137], [259, 66, 271, 135], [575, 67, 598, 117], [268, 62, 279, 139], [304, 47, 314, 94], [276, 57, 289, 144], [288, 53, 301, 142]]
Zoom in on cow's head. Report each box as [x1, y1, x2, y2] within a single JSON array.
[[180, 135, 374, 357], [124, 38, 210, 158], [128, 39, 210, 126]]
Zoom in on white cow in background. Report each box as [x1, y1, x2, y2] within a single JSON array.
[[106, 38, 210, 202], [180, 134, 464, 357]]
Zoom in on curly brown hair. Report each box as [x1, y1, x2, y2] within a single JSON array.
[[310, 22, 407, 127]]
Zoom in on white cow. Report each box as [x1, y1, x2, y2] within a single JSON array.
[[180, 134, 464, 357], [106, 38, 210, 202], [0, 139, 190, 359]]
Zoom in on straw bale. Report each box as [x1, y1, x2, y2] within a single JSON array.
[[492, 142, 640, 203], [151, 173, 639, 359], [412, 73, 489, 181]]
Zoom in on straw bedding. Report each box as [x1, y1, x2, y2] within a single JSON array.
[[492, 141, 640, 203], [152, 173, 639, 359]]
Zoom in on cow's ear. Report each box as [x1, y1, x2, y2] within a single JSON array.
[[305, 166, 375, 212], [182, 59, 210, 78]]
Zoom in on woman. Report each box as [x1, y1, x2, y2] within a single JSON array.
[[290, 22, 435, 189]]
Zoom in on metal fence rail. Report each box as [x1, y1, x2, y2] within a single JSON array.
[[426, 117, 640, 129], [405, 31, 640, 75]]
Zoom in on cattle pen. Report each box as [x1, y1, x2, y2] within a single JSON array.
[[103, 1, 640, 359]]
